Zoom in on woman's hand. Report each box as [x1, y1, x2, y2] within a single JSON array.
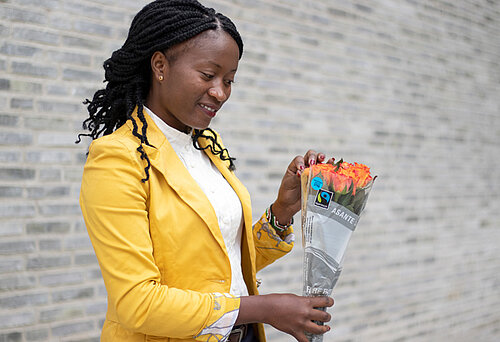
[[237, 294, 334, 342], [272, 150, 327, 224]]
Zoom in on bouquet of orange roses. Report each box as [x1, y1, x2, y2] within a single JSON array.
[[301, 159, 375, 342]]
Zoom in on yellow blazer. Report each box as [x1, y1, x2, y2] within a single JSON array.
[[80, 109, 294, 342]]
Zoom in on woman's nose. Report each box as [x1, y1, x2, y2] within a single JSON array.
[[208, 85, 228, 102]]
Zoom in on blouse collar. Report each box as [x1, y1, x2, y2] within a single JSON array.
[[143, 106, 193, 150]]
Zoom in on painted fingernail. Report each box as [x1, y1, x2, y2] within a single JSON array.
[[296, 170, 301, 177], [319, 154, 325, 160], [299, 165, 305, 171], [310, 159, 316, 165]]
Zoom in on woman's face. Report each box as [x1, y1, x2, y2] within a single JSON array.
[[147, 29, 240, 133]]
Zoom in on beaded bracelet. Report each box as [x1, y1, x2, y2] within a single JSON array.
[[266, 204, 294, 233]]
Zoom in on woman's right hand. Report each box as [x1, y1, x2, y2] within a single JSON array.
[[236, 293, 334, 342]]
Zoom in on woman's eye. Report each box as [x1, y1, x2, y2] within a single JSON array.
[[201, 72, 214, 79], [225, 79, 234, 86]]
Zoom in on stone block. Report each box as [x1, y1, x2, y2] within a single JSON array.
[[0, 115, 19, 127], [46, 84, 69, 95], [26, 255, 71, 270], [52, 287, 94, 303], [64, 167, 84, 182], [0, 23, 9, 37], [10, 98, 33, 110], [62, 35, 102, 50], [0, 186, 23, 198], [0, 240, 36, 254], [37, 100, 81, 114], [24, 116, 73, 130], [0, 131, 33, 145], [0, 7, 46, 24], [40, 306, 84, 323], [10, 80, 43, 94], [0, 312, 35, 329], [26, 221, 70, 234], [39, 239, 62, 251], [0, 43, 40, 57], [0, 222, 23, 237], [39, 168, 62, 181], [37, 132, 78, 147], [74, 253, 97, 265], [27, 186, 70, 199], [11, 62, 57, 79], [0, 152, 21, 162], [12, 28, 59, 45], [104, 9, 125, 22], [26, 150, 73, 164], [46, 51, 92, 66], [39, 271, 84, 287], [0, 78, 10, 90], [0, 204, 36, 218], [0, 168, 35, 180], [0, 258, 24, 273], [63, 68, 102, 82], [25, 328, 49, 341], [60, 2, 103, 17], [0, 332, 22, 342], [74, 21, 111, 36], [0, 274, 36, 292], [0, 292, 49, 308], [86, 301, 107, 315], [64, 235, 92, 250], [51, 320, 94, 337], [39, 203, 81, 216]]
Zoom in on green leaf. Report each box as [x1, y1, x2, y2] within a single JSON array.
[[352, 189, 367, 215], [333, 158, 344, 172]]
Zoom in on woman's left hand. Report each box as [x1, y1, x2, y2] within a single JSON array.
[[271, 150, 327, 224]]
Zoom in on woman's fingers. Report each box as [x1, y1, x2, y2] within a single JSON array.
[[292, 150, 329, 177], [304, 320, 331, 335], [289, 155, 305, 177], [259, 294, 334, 341], [309, 309, 331, 324], [303, 149, 318, 167], [310, 295, 334, 309]]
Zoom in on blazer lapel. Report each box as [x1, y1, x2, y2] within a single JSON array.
[[199, 135, 257, 276], [125, 109, 226, 252]]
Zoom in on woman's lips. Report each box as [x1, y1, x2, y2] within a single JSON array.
[[199, 103, 217, 118]]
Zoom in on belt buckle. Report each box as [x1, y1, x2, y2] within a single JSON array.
[[230, 325, 246, 342]]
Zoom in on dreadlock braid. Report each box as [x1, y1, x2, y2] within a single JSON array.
[[77, 0, 243, 182], [192, 128, 236, 171]]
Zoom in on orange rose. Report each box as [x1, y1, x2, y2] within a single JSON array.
[[306, 159, 373, 196]]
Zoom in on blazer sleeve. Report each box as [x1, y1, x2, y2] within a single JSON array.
[[252, 212, 295, 272], [80, 137, 239, 340]]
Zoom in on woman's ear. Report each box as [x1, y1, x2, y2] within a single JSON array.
[[151, 51, 167, 82]]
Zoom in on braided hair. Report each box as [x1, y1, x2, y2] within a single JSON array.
[[77, 0, 243, 181]]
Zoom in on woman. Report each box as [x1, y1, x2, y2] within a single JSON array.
[[78, 1, 333, 341]]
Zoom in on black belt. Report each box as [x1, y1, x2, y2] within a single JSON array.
[[228, 324, 256, 342]]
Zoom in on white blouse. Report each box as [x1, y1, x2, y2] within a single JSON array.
[[145, 106, 249, 297]]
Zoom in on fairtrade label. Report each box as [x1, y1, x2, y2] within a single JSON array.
[[308, 194, 358, 231]]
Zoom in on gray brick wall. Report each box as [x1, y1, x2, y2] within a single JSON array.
[[1, 0, 499, 341]]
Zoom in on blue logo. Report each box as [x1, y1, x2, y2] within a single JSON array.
[[311, 177, 323, 190]]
